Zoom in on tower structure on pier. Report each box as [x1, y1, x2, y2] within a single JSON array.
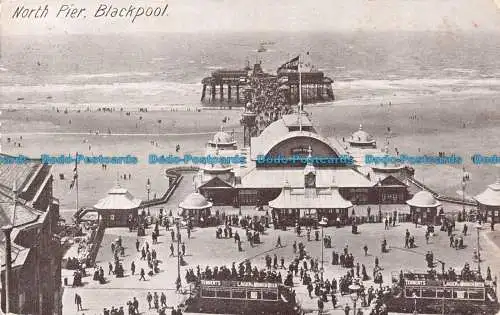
[[240, 104, 258, 147]]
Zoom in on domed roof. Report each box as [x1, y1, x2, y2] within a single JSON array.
[[209, 127, 236, 145], [179, 192, 213, 210], [349, 124, 375, 144], [406, 190, 441, 208], [474, 178, 500, 206]]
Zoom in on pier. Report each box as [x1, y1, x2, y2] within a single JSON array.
[[201, 60, 334, 106]]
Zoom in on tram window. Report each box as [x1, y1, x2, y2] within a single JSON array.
[[248, 291, 261, 300], [262, 290, 278, 301], [405, 288, 421, 298], [202, 289, 216, 297], [437, 289, 452, 299], [422, 288, 437, 298], [216, 290, 231, 298], [453, 290, 466, 299], [232, 289, 246, 299], [467, 289, 485, 300]]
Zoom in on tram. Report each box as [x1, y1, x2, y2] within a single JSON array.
[[185, 280, 300, 314], [387, 271, 499, 314]]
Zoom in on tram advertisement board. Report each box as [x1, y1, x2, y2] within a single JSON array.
[[201, 280, 279, 288]]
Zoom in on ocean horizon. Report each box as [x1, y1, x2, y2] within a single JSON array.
[[1, 31, 500, 107]]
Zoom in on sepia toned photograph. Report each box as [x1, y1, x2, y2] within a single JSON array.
[[1, 0, 500, 314]]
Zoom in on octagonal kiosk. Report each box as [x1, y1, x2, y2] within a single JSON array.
[[406, 190, 441, 225], [179, 192, 213, 227]]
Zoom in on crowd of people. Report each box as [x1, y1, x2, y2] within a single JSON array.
[[245, 76, 293, 131]]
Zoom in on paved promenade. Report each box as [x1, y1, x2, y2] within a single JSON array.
[[62, 218, 500, 315]]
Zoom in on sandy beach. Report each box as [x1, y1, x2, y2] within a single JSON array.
[[2, 90, 500, 215]]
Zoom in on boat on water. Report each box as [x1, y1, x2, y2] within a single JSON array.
[[257, 43, 267, 53]]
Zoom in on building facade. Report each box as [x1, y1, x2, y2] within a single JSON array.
[[0, 154, 62, 315], [195, 113, 411, 215]]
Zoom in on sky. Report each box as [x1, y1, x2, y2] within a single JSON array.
[[2, 0, 500, 35]]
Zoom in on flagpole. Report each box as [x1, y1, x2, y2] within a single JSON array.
[[75, 152, 79, 213], [299, 54, 303, 132]]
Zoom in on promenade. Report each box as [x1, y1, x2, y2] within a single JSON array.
[[62, 217, 500, 314]]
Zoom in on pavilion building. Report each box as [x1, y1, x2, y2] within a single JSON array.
[[346, 125, 409, 204], [474, 178, 500, 223], [93, 186, 141, 227], [406, 190, 442, 225], [179, 192, 213, 226], [269, 150, 353, 226], [193, 112, 411, 222]]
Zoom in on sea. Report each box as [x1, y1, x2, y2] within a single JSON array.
[[1, 31, 500, 109]]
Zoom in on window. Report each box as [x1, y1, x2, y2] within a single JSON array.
[[201, 288, 216, 297], [436, 289, 452, 299], [110, 215, 115, 221], [232, 289, 246, 299], [216, 289, 231, 298], [467, 289, 485, 300], [405, 288, 421, 298], [248, 291, 261, 300], [422, 288, 437, 298]]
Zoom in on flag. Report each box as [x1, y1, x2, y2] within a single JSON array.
[[278, 56, 300, 72], [70, 153, 78, 190]]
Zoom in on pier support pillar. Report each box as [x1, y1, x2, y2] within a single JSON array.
[[211, 84, 216, 103], [201, 84, 207, 101], [236, 85, 240, 104]]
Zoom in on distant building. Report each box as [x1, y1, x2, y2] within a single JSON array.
[[0, 154, 61, 315], [474, 178, 500, 223]]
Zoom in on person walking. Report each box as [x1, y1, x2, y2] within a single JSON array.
[[75, 293, 83, 311], [139, 268, 146, 281], [344, 304, 351, 315], [131, 261, 136, 275], [108, 262, 114, 275], [133, 297, 139, 314], [276, 236, 282, 248], [318, 298, 324, 314], [147, 292, 153, 309]]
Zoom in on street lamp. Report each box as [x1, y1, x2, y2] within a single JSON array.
[[476, 222, 481, 274], [319, 217, 328, 282], [462, 170, 469, 213], [349, 281, 362, 315], [176, 218, 182, 291], [378, 179, 382, 223], [146, 178, 151, 216]]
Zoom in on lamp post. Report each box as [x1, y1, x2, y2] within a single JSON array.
[[462, 170, 468, 213], [1, 224, 13, 313], [146, 178, 151, 216], [176, 219, 182, 291], [476, 223, 481, 274], [412, 292, 418, 314], [319, 217, 328, 282], [349, 282, 362, 315], [378, 179, 382, 222]]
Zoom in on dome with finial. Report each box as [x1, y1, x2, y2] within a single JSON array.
[[179, 192, 213, 210], [348, 124, 376, 146], [209, 125, 236, 146], [474, 177, 500, 206], [406, 190, 441, 208]]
